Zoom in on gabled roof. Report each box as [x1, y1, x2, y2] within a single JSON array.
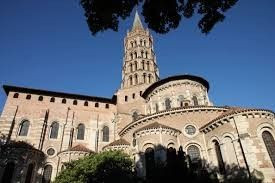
[[3, 85, 117, 104], [135, 122, 181, 133], [142, 75, 209, 99], [106, 138, 130, 147], [132, 10, 144, 30], [68, 144, 94, 153]]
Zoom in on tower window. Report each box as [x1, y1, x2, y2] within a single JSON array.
[[50, 97, 55, 103], [62, 99, 66, 104], [84, 101, 88, 106], [142, 60, 145, 70], [145, 51, 148, 58], [135, 61, 138, 70], [140, 91, 142, 96], [193, 96, 198, 106], [146, 61, 150, 71], [135, 74, 138, 84], [38, 96, 43, 101], [125, 96, 128, 102], [73, 100, 77, 105], [95, 103, 99, 107], [132, 93, 135, 99], [26, 94, 31, 100], [144, 40, 146, 46], [130, 63, 133, 72], [143, 73, 146, 83], [129, 76, 133, 85], [141, 51, 144, 58], [105, 104, 109, 109], [140, 39, 142, 46], [134, 52, 137, 58], [13, 93, 19, 98]]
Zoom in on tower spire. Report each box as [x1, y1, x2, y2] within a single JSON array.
[[132, 10, 144, 30]]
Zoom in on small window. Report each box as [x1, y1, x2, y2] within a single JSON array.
[[84, 101, 88, 106], [26, 94, 31, 100], [13, 93, 19, 98], [185, 103, 188, 106], [193, 96, 199, 106], [185, 125, 196, 135], [38, 96, 43, 101], [50, 122, 59, 139], [105, 104, 109, 109], [50, 97, 55, 103], [165, 98, 171, 110], [95, 103, 99, 107], [132, 111, 138, 121], [73, 100, 77, 105], [62, 99, 66, 104], [140, 91, 142, 96], [132, 93, 135, 99], [125, 96, 128, 102]]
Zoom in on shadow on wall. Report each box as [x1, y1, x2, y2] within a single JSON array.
[[135, 144, 264, 183], [0, 134, 46, 183]]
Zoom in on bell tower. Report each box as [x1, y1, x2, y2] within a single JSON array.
[[121, 11, 159, 89]]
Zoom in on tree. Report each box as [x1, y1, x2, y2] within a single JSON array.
[[80, 0, 238, 35], [53, 150, 137, 183]]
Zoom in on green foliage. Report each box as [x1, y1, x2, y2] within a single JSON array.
[[53, 150, 136, 183]]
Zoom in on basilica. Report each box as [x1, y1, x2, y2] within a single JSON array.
[[0, 12, 275, 183]]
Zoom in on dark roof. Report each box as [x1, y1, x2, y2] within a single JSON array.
[[200, 107, 275, 130], [3, 85, 117, 104], [66, 144, 94, 153], [142, 75, 209, 98], [135, 122, 181, 133], [104, 138, 130, 149]]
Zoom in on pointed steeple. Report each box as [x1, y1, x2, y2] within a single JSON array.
[[132, 10, 144, 30]]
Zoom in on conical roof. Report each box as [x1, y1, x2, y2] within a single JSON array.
[[132, 10, 144, 30]]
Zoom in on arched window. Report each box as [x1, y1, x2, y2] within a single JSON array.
[[38, 96, 43, 101], [165, 98, 171, 110], [26, 94, 31, 100], [131, 42, 133, 48], [178, 95, 184, 107], [129, 76, 133, 85], [143, 73, 146, 83], [50, 97, 55, 103], [140, 39, 142, 46], [135, 74, 138, 84], [134, 52, 137, 58], [142, 60, 145, 70], [42, 165, 52, 183], [187, 145, 201, 162], [144, 40, 146, 46], [77, 124, 85, 140], [84, 101, 88, 106], [13, 93, 19, 98], [132, 111, 138, 121], [148, 74, 151, 83], [130, 63, 133, 72], [155, 103, 159, 112], [193, 96, 198, 106], [262, 131, 275, 167], [50, 122, 59, 139], [135, 61, 138, 70], [130, 53, 133, 60], [145, 51, 148, 58], [95, 103, 99, 107], [167, 147, 177, 165], [62, 98, 66, 104], [146, 61, 150, 71], [213, 140, 225, 173], [134, 40, 137, 47], [145, 147, 155, 178], [19, 120, 30, 136], [73, 100, 77, 105], [141, 51, 144, 58], [25, 163, 34, 183], [102, 126, 109, 142], [1, 162, 15, 183]]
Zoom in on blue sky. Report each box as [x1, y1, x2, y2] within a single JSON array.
[[0, 0, 274, 112]]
